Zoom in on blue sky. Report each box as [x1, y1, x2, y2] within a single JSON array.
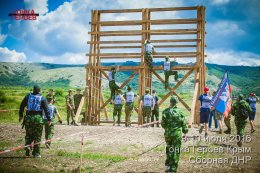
[[0, 0, 259, 65]]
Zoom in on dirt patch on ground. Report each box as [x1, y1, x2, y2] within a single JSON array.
[[0, 105, 260, 173]]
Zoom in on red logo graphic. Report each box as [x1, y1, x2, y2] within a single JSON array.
[[9, 9, 39, 20]]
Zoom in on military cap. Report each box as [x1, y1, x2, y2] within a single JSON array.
[[152, 90, 156, 94], [77, 89, 81, 91], [165, 56, 170, 60], [170, 96, 178, 105], [145, 39, 150, 44], [111, 67, 116, 71], [49, 89, 54, 92], [145, 88, 150, 93], [68, 89, 74, 92]]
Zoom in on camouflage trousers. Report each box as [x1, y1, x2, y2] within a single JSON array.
[[113, 105, 122, 125], [224, 113, 231, 129], [151, 105, 159, 127], [145, 53, 153, 71], [125, 103, 134, 126], [235, 118, 247, 141], [165, 130, 182, 172], [44, 120, 54, 146], [24, 114, 43, 156], [109, 80, 119, 99], [67, 108, 75, 124], [142, 107, 152, 124], [164, 71, 178, 89]]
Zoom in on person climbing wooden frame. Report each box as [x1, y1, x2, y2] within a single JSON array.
[[144, 39, 155, 71], [108, 66, 120, 100], [164, 56, 178, 90]]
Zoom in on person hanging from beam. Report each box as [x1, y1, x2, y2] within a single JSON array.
[[164, 56, 178, 90], [108, 66, 120, 101], [112, 89, 125, 126], [139, 88, 155, 125], [144, 39, 155, 71]]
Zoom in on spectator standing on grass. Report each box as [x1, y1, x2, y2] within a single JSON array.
[[46, 89, 56, 104], [66, 89, 78, 126], [161, 96, 188, 173], [43, 97, 62, 148], [246, 93, 259, 133], [19, 84, 51, 158]]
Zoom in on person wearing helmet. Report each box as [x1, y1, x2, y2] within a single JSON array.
[[198, 86, 212, 137], [164, 56, 178, 90], [139, 88, 155, 125], [124, 86, 137, 127], [231, 94, 251, 147], [19, 85, 51, 158], [144, 39, 155, 71], [246, 93, 259, 133], [108, 67, 120, 100], [161, 96, 188, 173], [112, 89, 125, 126]]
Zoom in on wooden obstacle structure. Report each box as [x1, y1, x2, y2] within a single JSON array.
[[85, 6, 206, 126]]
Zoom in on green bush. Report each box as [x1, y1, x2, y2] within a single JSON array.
[[0, 91, 7, 103], [55, 89, 64, 97]]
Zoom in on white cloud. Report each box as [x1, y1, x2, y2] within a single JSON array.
[[211, 0, 230, 5], [0, 47, 27, 62], [24, 0, 48, 15], [40, 52, 87, 64], [208, 21, 245, 36], [0, 26, 7, 45], [206, 49, 260, 66]]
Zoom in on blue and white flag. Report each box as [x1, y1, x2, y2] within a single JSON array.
[[210, 72, 232, 117]]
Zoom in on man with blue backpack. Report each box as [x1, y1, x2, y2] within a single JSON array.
[[43, 97, 63, 148], [19, 85, 51, 158]]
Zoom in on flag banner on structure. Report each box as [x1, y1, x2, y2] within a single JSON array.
[[210, 72, 232, 118]]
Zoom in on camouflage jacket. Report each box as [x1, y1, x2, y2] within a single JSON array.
[[74, 94, 83, 107], [66, 95, 75, 108], [231, 100, 251, 120], [161, 106, 188, 137]]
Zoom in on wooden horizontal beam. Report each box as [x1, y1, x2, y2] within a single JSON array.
[[100, 45, 197, 49], [88, 29, 199, 36], [95, 65, 195, 71], [86, 52, 199, 58], [87, 39, 200, 44], [98, 7, 198, 13], [90, 19, 200, 26]]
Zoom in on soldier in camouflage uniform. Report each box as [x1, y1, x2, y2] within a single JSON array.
[[66, 89, 78, 126], [144, 40, 155, 71], [139, 88, 155, 125], [19, 85, 51, 158], [74, 89, 83, 115], [108, 67, 120, 100], [43, 98, 62, 148], [112, 89, 125, 126], [231, 94, 251, 147], [124, 86, 137, 127], [161, 96, 188, 173], [224, 112, 232, 134], [151, 90, 160, 127], [164, 56, 178, 89], [46, 89, 56, 104]]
